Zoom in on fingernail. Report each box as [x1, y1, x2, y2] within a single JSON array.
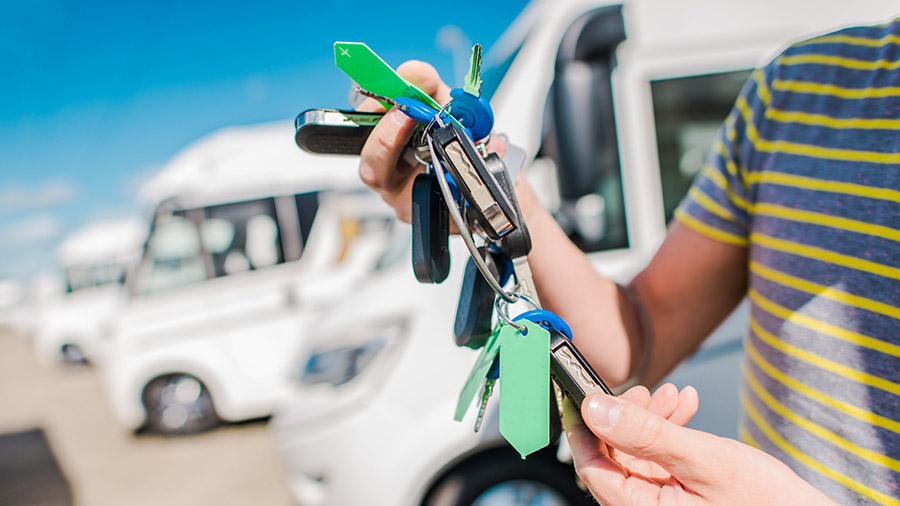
[[586, 395, 622, 430], [389, 108, 411, 127]]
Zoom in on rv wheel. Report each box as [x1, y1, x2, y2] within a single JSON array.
[[142, 374, 220, 436], [423, 447, 595, 506]]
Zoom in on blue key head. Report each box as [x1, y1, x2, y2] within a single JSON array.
[[513, 310, 573, 341], [395, 97, 439, 125], [448, 88, 494, 141]]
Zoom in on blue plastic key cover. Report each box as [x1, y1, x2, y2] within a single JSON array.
[[395, 97, 439, 125], [513, 310, 573, 341], [448, 88, 494, 141]]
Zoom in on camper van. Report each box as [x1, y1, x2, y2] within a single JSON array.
[[32, 217, 145, 366], [99, 120, 401, 435], [270, 0, 900, 505]]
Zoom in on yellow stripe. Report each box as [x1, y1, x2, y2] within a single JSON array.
[[736, 96, 900, 164], [738, 423, 762, 449], [750, 261, 900, 320], [752, 69, 772, 106], [740, 387, 900, 505], [716, 139, 742, 179], [674, 209, 748, 247], [745, 337, 900, 435], [778, 53, 900, 71], [751, 232, 900, 281], [701, 164, 751, 212], [747, 171, 900, 205], [744, 361, 900, 474], [750, 315, 900, 398], [773, 79, 900, 99], [752, 202, 900, 243], [688, 187, 737, 221], [749, 288, 900, 358], [800, 33, 900, 48], [765, 108, 900, 130]]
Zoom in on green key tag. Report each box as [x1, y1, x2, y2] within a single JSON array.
[[454, 325, 502, 421], [500, 320, 551, 459], [334, 42, 442, 111]]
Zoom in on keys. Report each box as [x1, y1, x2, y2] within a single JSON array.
[[549, 327, 614, 407], [454, 247, 512, 350], [464, 43, 482, 96], [473, 357, 499, 432], [431, 122, 517, 240], [411, 172, 450, 283]]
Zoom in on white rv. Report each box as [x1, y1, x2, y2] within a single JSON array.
[[32, 217, 145, 365], [99, 120, 400, 435], [270, 1, 900, 505]]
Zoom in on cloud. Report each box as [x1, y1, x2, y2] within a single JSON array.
[[0, 179, 79, 212], [0, 214, 63, 249]]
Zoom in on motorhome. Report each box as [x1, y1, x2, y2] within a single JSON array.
[[100, 120, 401, 435], [270, 1, 900, 505], [32, 217, 145, 365]]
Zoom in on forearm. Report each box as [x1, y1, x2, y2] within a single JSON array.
[[516, 179, 643, 386]]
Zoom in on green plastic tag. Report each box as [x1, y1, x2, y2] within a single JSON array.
[[454, 325, 501, 422], [500, 320, 550, 459], [334, 42, 442, 111]]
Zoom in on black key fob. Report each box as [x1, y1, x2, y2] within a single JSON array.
[[294, 108, 383, 155], [411, 172, 450, 283], [549, 328, 613, 408], [454, 247, 500, 349]]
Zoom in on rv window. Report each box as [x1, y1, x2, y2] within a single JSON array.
[[651, 70, 751, 222], [205, 198, 285, 277], [139, 213, 207, 294]]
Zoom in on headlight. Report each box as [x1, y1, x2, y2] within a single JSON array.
[[301, 318, 407, 387]]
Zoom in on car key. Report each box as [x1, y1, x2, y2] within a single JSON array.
[[548, 327, 613, 408], [411, 171, 450, 283], [431, 122, 517, 240], [454, 247, 512, 350]]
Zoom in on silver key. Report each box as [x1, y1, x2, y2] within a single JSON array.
[[473, 377, 495, 432], [512, 256, 541, 307]]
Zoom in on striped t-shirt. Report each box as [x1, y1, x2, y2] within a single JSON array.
[[675, 19, 900, 506]]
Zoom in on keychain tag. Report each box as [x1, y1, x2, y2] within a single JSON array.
[[334, 42, 442, 111], [500, 320, 550, 459], [454, 324, 502, 421]]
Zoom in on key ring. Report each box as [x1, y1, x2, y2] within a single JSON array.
[[494, 292, 541, 332], [427, 134, 518, 304]]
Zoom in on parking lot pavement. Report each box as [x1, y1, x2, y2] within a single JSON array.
[[0, 329, 292, 506]]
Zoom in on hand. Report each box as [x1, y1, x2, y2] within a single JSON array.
[[356, 60, 506, 224], [563, 385, 837, 506]]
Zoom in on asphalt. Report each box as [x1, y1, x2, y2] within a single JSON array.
[[0, 328, 292, 506]]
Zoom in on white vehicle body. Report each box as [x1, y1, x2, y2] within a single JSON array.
[[100, 120, 397, 434], [32, 217, 145, 366], [271, 1, 900, 505]]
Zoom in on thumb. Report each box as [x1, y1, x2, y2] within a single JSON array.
[[582, 392, 713, 483]]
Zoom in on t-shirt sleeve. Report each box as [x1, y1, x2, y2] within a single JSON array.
[[673, 63, 774, 248]]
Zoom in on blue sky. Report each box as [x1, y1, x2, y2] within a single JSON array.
[[0, 0, 528, 279]]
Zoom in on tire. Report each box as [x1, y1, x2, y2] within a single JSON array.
[[142, 374, 220, 436], [423, 447, 596, 506]]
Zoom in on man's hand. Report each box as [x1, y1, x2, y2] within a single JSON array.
[[356, 60, 505, 224], [356, 61, 451, 223], [564, 387, 838, 506]]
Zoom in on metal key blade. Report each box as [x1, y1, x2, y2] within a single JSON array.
[[474, 378, 495, 432], [464, 43, 482, 96]]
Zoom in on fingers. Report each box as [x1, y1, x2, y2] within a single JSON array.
[[669, 385, 699, 427], [396, 60, 452, 105], [581, 392, 715, 484]]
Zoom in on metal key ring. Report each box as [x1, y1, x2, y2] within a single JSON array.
[[494, 292, 541, 332], [427, 134, 518, 304]]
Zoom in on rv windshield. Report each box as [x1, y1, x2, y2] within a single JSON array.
[[135, 213, 207, 295]]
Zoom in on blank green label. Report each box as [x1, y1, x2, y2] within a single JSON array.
[[499, 320, 550, 459]]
